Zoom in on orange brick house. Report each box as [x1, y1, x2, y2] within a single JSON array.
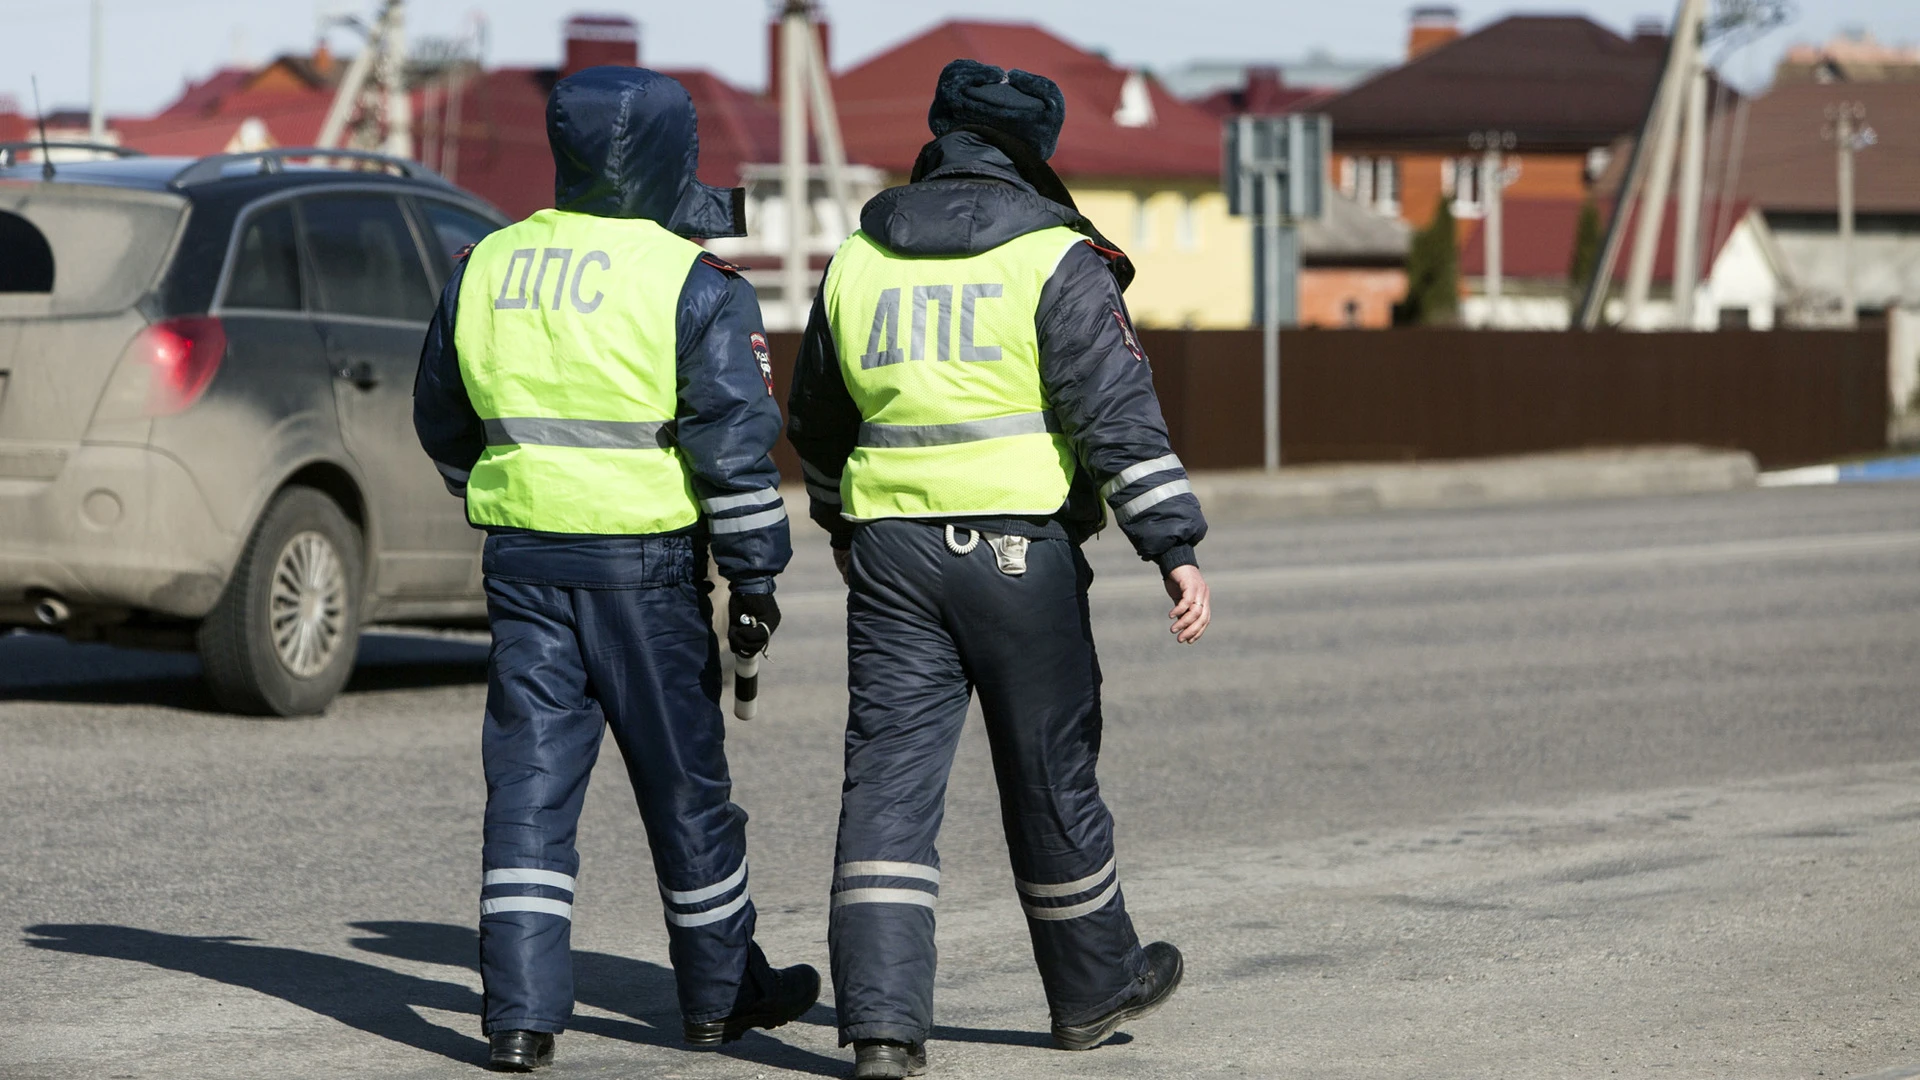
[[1321, 9, 1673, 235]]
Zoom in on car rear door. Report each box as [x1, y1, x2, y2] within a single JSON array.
[[296, 189, 478, 600]]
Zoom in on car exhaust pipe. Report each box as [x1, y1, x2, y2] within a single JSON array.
[[34, 596, 70, 627]]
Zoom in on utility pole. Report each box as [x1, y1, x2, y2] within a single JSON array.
[[315, 0, 411, 158], [775, 0, 856, 330], [1623, 0, 1707, 330], [382, 1, 410, 159], [779, 1, 811, 331], [1672, 42, 1709, 328], [88, 0, 104, 141], [1826, 102, 1873, 328], [1476, 130, 1515, 328]]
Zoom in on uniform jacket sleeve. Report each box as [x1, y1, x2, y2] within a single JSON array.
[[412, 259, 485, 499], [675, 257, 793, 593], [784, 272, 861, 548], [1037, 241, 1208, 573]]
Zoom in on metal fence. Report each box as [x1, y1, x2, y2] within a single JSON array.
[[763, 329, 1890, 475]]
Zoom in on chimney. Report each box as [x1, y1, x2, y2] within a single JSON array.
[[1241, 66, 1288, 116], [1408, 5, 1461, 60], [1632, 17, 1668, 42], [767, 9, 830, 100], [563, 14, 640, 77]]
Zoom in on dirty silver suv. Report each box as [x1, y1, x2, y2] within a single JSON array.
[[0, 148, 506, 715]]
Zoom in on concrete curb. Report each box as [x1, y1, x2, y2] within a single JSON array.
[[1762, 454, 1920, 488], [1189, 447, 1759, 522]]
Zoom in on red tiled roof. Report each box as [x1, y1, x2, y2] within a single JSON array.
[[1458, 196, 1752, 284], [111, 57, 779, 221], [117, 96, 333, 157], [159, 68, 256, 119], [831, 20, 1223, 180], [661, 68, 782, 187]]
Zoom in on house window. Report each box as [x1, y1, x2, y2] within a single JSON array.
[[1176, 194, 1199, 252], [1444, 157, 1484, 218], [1134, 194, 1155, 251], [1343, 299, 1361, 328], [1340, 156, 1400, 216], [1374, 158, 1400, 215]]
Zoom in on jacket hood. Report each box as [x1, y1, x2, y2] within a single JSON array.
[[547, 66, 745, 238], [857, 130, 1134, 290]]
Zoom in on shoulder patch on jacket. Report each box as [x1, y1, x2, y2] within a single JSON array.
[[1112, 309, 1147, 362], [1083, 239, 1127, 263], [454, 242, 477, 263], [750, 332, 774, 394], [699, 253, 747, 277]]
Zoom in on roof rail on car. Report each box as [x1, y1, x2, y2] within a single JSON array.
[[0, 142, 146, 167], [168, 147, 449, 189]]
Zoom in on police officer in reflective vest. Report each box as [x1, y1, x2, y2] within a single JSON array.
[[414, 67, 817, 1072], [787, 60, 1213, 1079]]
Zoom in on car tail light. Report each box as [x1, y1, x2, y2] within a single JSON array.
[[138, 316, 227, 415]]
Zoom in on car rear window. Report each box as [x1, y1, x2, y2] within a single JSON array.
[[223, 204, 303, 312], [300, 193, 435, 323], [0, 186, 185, 316]]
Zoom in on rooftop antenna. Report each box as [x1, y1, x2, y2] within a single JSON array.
[[31, 75, 54, 181]]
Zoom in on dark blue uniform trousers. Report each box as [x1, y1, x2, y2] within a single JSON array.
[[478, 558, 773, 1035], [830, 520, 1149, 1046]]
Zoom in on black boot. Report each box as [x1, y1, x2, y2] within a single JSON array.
[[488, 1030, 555, 1071], [683, 962, 821, 1046], [1051, 941, 1184, 1051], [852, 1039, 929, 1079]]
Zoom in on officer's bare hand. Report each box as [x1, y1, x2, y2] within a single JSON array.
[[1164, 565, 1211, 644]]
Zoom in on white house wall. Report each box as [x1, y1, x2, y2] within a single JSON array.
[[1699, 215, 1782, 331]]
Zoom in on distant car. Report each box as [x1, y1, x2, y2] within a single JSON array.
[[0, 146, 507, 715]]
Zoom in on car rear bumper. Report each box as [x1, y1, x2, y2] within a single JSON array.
[[0, 442, 234, 621]]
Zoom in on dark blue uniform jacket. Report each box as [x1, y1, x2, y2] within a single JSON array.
[[786, 130, 1207, 573], [414, 68, 789, 593]]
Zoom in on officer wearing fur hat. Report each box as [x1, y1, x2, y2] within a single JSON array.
[[787, 59, 1211, 1079]]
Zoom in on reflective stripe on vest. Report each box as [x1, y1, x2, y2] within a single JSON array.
[[454, 211, 702, 535], [823, 226, 1084, 521]]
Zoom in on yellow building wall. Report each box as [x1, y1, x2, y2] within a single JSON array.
[[1074, 184, 1253, 329]]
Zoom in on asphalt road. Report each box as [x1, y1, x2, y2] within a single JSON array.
[[3, 483, 1919, 1080]]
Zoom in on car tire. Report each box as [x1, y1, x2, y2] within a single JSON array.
[[198, 486, 364, 716]]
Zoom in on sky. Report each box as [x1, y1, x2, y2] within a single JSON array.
[[2, 0, 1916, 121]]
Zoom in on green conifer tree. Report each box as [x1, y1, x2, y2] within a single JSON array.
[[1400, 196, 1459, 326], [1568, 198, 1603, 310]]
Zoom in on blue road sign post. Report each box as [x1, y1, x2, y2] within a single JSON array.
[[1225, 114, 1329, 472]]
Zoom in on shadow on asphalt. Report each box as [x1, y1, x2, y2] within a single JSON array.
[[347, 921, 846, 1075], [0, 631, 488, 709], [23, 921, 848, 1075]]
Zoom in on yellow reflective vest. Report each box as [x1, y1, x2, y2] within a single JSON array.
[[454, 210, 702, 535], [823, 225, 1085, 520]]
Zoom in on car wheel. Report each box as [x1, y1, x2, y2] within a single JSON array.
[[198, 486, 364, 716]]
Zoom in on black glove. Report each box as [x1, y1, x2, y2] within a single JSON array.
[[727, 591, 781, 657]]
